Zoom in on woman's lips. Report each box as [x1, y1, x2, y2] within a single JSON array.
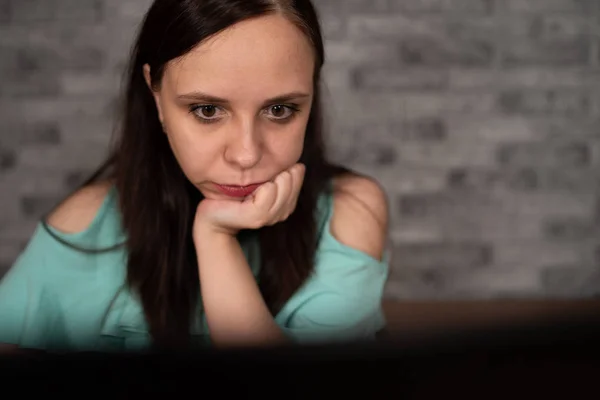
[[213, 183, 263, 198]]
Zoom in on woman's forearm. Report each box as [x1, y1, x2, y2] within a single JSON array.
[[194, 232, 288, 348]]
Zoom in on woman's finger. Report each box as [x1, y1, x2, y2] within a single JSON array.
[[286, 163, 305, 214], [270, 169, 293, 218], [251, 181, 277, 218]]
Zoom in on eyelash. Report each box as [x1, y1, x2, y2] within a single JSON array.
[[188, 104, 300, 124]]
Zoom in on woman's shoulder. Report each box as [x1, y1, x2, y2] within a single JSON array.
[[46, 180, 115, 235], [0, 180, 124, 306], [327, 173, 389, 262]]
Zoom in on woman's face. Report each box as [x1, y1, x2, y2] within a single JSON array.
[[145, 14, 315, 201]]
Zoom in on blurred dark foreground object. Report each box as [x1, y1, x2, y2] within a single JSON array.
[[2, 300, 600, 399]]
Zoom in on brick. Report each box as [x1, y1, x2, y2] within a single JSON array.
[[591, 91, 600, 116], [352, 67, 448, 91], [541, 266, 600, 297], [508, 193, 596, 217], [0, 219, 39, 243], [390, 221, 444, 243], [438, 212, 545, 242], [502, 39, 591, 67], [0, 73, 61, 98], [20, 195, 61, 218], [0, 149, 16, 171], [449, 68, 600, 90], [400, 36, 493, 66], [341, 122, 396, 143], [3, 122, 61, 146], [0, 241, 24, 264], [102, 95, 121, 121], [448, 167, 600, 193], [348, 14, 498, 41], [0, 46, 17, 71], [495, 241, 594, 270], [58, 116, 114, 144], [346, 17, 496, 65], [330, 141, 397, 167], [3, 21, 109, 44], [504, 15, 595, 40], [383, 274, 459, 299], [4, 28, 107, 71], [18, 145, 108, 171], [442, 18, 499, 41], [392, 242, 493, 270], [10, 0, 102, 22], [395, 268, 543, 298], [409, 93, 497, 116], [391, 0, 493, 14], [383, 274, 447, 300], [446, 116, 539, 142], [322, 66, 351, 90], [0, 98, 112, 122], [451, 268, 542, 296], [399, 191, 594, 222], [59, 71, 121, 96], [319, 16, 346, 40], [17, 45, 105, 73], [324, 41, 401, 66], [346, 15, 420, 40], [396, 141, 496, 168], [2, 169, 68, 197], [367, 166, 447, 195], [402, 117, 448, 141], [0, 1, 9, 22], [447, 168, 500, 190], [329, 92, 405, 124], [537, 117, 600, 139], [0, 121, 60, 147], [398, 191, 496, 219], [499, 0, 596, 13], [102, 0, 153, 22], [497, 90, 591, 116], [497, 141, 591, 168], [543, 218, 597, 241], [314, 0, 391, 14], [552, 167, 600, 191], [506, 168, 540, 191], [385, 269, 544, 299]]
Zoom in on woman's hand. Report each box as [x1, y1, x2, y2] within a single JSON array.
[[192, 163, 304, 346], [193, 163, 305, 239]]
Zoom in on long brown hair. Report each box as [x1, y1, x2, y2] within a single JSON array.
[[45, 0, 349, 349]]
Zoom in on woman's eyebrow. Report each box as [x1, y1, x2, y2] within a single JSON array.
[[177, 91, 311, 106]]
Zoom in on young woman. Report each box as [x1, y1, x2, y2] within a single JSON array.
[[0, 0, 389, 352]]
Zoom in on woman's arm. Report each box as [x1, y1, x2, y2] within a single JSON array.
[[191, 165, 305, 347], [194, 230, 288, 347]]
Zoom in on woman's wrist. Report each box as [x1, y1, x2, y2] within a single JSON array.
[[193, 222, 238, 249]]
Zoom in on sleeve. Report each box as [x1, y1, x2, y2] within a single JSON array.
[[275, 242, 390, 345], [0, 225, 64, 350]]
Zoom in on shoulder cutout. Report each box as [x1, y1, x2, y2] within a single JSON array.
[[329, 174, 389, 261], [46, 181, 113, 235]]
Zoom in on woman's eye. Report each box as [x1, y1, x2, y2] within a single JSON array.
[[200, 105, 217, 118], [189, 105, 224, 122], [266, 105, 297, 120]]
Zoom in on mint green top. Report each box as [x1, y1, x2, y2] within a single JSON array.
[[0, 184, 389, 352]]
